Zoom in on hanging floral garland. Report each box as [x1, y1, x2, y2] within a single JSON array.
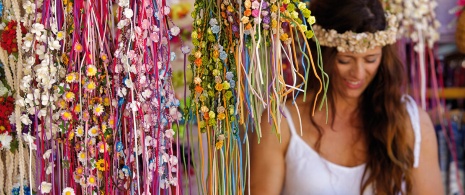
[[187, 0, 325, 194], [0, 0, 184, 194], [382, 0, 441, 109]]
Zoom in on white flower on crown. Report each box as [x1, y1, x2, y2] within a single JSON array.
[[312, 13, 398, 53]]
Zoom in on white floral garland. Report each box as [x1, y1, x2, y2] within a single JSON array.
[[312, 13, 398, 53], [383, 0, 440, 48]]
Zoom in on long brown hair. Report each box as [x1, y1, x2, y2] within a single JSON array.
[[308, 0, 413, 194]]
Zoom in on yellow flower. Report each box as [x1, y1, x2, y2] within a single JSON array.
[[298, 2, 307, 10], [74, 42, 83, 52], [244, 0, 251, 8], [75, 126, 84, 137], [63, 92, 75, 102], [209, 111, 216, 119], [57, 31, 65, 40], [68, 131, 75, 140], [241, 16, 250, 24], [101, 123, 107, 133], [215, 83, 223, 91], [65, 73, 76, 83], [103, 97, 110, 106], [61, 111, 72, 121], [299, 24, 308, 32], [67, 3, 73, 13], [271, 5, 278, 12], [89, 126, 99, 137], [77, 152, 86, 163], [191, 31, 198, 40], [283, 0, 290, 4], [57, 99, 67, 109], [200, 106, 209, 113], [218, 113, 226, 120], [60, 53, 69, 66], [227, 5, 234, 13], [86, 65, 97, 76], [75, 166, 84, 175], [93, 104, 104, 116], [87, 175, 97, 187], [109, 117, 115, 126], [307, 16, 316, 25], [215, 140, 224, 150], [62, 187, 75, 195], [271, 20, 278, 28], [194, 50, 202, 58], [74, 104, 81, 112], [85, 81, 96, 92], [96, 159, 107, 171], [280, 33, 289, 41], [101, 54, 108, 62], [222, 81, 230, 90], [290, 11, 299, 19]]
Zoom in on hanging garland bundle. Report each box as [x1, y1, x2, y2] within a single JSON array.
[[187, 0, 326, 194], [0, 0, 184, 194]]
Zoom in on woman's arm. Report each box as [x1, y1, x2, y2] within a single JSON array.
[[411, 107, 445, 195], [249, 113, 290, 195]]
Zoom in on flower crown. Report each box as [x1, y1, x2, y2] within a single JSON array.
[[312, 13, 398, 53]]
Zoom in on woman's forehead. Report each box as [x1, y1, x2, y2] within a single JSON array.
[[337, 46, 382, 57]]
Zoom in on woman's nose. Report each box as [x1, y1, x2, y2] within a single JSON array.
[[349, 61, 365, 79]]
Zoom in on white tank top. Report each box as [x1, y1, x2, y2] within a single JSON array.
[[281, 95, 421, 195]]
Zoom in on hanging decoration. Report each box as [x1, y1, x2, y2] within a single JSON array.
[[186, 0, 325, 194], [0, 0, 184, 194], [383, 0, 465, 194], [382, 0, 441, 109], [0, 0, 326, 194]]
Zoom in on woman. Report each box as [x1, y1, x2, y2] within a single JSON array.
[[250, 0, 444, 194]]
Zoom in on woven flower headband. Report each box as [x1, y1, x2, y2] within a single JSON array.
[[312, 13, 398, 53]]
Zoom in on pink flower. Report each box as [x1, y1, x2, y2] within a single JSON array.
[[74, 42, 83, 52], [251, 9, 260, 18], [142, 19, 150, 29], [150, 32, 159, 42]]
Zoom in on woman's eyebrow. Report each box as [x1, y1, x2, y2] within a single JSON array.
[[337, 53, 381, 59], [364, 54, 381, 58]]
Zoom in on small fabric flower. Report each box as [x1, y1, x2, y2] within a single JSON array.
[[74, 42, 83, 52], [75, 126, 84, 137], [88, 126, 99, 137], [75, 166, 84, 175], [65, 73, 77, 83], [61, 111, 72, 121], [62, 187, 75, 195], [84, 81, 96, 92], [93, 104, 104, 116], [96, 159, 107, 171], [77, 152, 87, 163], [87, 175, 97, 187], [63, 92, 75, 102], [86, 65, 97, 76]]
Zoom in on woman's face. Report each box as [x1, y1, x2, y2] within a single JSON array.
[[334, 46, 382, 100]]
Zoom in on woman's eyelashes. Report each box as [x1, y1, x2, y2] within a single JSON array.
[[337, 58, 378, 64], [337, 58, 351, 64], [365, 58, 378, 63]]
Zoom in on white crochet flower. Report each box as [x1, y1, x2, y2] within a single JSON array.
[[0, 133, 13, 150]]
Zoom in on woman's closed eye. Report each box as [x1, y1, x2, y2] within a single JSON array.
[[337, 59, 351, 64], [365, 57, 378, 63]]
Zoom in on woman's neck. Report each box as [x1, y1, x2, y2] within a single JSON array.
[[333, 95, 359, 117]]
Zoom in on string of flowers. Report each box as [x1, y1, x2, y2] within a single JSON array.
[[0, 0, 184, 194], [382, 0, 441, 109], [187, 0, 326, 194], [384, 1, 464, 193]]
